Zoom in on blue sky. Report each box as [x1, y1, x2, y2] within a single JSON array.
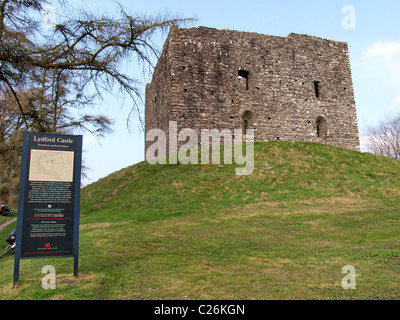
[[62, 0, 400, 185]]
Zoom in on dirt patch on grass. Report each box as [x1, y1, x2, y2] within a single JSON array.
[[173, 181, 183, 188], [0, 218, 17, 232], [220, 201, 281, 220], [80, 222, 115, 230], [94, 179, 130, 209], [308, 240, 341, 248], [297, 197, 381, 207]]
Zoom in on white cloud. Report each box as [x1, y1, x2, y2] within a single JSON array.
[[394, 94, 400, 105], [363, 40, 400, 89], [366, 40, 400, 61]]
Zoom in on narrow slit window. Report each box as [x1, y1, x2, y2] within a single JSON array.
[[242, 110, 254, 133], [238, 70, 249, 90], [316, 116, 328, 138], [244, 119, 249, 131], [314, 81, 320, 98]]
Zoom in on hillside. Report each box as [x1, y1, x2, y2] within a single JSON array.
[[0, 141, 399, 299]]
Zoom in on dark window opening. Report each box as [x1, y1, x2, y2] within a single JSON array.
[[316, 116, 328, 138], [244, 119, 249, 130], [238, 70, 249, 90], [241, 110, 254, 133], [314, 81, 320, 98]]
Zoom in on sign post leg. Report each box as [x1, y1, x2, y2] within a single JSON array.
[[74, 256, 78, 278], [13, 258, 20, 288]]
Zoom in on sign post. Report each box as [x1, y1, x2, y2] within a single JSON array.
[[14, 132, 82, 287]]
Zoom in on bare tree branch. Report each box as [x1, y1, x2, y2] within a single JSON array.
[[0, 0, 195, 203], [363, 112, 400, 160]]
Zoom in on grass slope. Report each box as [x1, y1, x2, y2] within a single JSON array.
[[0, 142, 399, 299]]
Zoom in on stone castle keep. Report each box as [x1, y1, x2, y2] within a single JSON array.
[[145, 26, 360, 155]]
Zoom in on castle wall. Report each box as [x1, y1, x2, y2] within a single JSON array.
[[145, 26, 360, 156]]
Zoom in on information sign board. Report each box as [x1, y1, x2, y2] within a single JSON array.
[[14, 132, 82, 285]]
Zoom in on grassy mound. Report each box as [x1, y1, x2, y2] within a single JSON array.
[[0, 142, 399, 299]]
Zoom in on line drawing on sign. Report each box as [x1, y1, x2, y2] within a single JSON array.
[[29, 150, 74, 182]]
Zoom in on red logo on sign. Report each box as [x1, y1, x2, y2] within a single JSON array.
[[45, 243, 50, 248]]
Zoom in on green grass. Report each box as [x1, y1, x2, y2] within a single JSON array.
[[0, 142, 399, 299]]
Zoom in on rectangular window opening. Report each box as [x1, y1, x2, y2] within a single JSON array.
[[314, 81, 320, 98], [238, 70, 249, 90]]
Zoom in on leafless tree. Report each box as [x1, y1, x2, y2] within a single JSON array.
[[0, 0, 192, 130], [0, 0, 193, 204], [363, 111, 400, 160]]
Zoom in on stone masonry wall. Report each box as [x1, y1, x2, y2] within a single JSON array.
[[145, 26, 360, 156]]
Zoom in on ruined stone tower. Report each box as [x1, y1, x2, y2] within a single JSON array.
[[145, 26, 360, 156]]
